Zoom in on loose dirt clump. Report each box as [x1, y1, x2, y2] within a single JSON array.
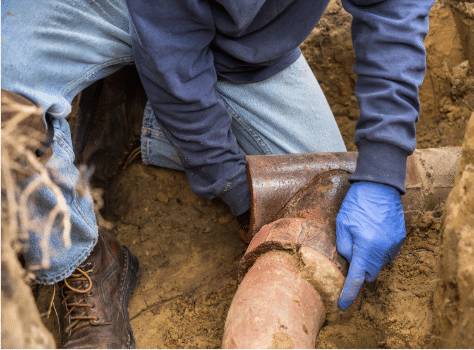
[[315, 211, 443, 348]]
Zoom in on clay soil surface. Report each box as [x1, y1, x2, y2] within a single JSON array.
[[34, 0, 473, 348]]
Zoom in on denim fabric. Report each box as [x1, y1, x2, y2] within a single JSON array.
[[2, 0, 345, 284], [2, 0, 133, 284], [1, 0, 134, 119], [141, 55, 346, 169], [19, 119, 99, 284]]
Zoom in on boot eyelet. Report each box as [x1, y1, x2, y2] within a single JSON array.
[[83, 262, 94, 270], [91, 304, 95, 309]]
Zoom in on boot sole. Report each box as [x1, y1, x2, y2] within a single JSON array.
[[120, 246, 140, 349]]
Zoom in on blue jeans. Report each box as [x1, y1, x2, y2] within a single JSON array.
[[2, 0, 346, 284]]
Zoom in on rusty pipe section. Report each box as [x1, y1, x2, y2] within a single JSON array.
[[223, 147, 461, 348], [239, 147, 462, 242], [223, 170, 356, 348], [223, 251, 326, 348]]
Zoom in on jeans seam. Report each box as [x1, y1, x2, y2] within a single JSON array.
[[141, 103, 152, 165], [61, 55, 135, 99], [143, 127, 167, 140], [219, 96, 272, 155], [52, 128, 97, 230], [141, 127, 150, 164]]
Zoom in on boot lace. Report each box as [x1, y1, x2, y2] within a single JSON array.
[[61, 264, 97, 334]]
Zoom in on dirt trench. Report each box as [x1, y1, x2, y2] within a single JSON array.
[[25, 0, 474, 348]]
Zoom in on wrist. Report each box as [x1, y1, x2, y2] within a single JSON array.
[[349, 140, 409, 194], [351, 181, 402, 196]]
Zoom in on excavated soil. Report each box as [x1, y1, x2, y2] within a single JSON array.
[[33, 0, 473, 348]]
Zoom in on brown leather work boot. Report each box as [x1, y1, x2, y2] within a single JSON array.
[[59, 229, 139, 349], [71, 66, 147, 190]]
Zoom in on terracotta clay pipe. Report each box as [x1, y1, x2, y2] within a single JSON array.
[[223, 147, 461, 348]]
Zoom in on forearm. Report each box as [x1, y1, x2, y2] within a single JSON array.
[[127, 0, 250, 215], [342, 0, 435, 192]]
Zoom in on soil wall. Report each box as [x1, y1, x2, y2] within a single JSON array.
[[432, 112, 474, 348]]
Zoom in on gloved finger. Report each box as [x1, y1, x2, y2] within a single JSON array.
[[387, 239, 405, 261], [336, 213, 354, 262], [365, 241, 404, 282], [366, 242, 404, 282], [338, 256, 366, 310], [382, 251, 393, 268], [366, 262, 383, 282]]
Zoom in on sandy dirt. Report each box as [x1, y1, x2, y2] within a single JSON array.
[[36, 165, 247, 348], [33, 0, 473, 348]]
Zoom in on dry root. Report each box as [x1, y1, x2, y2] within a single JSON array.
[[1, 90, 72, 348], [2, 92, 72, 269]]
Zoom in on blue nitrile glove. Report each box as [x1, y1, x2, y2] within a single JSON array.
[[336, 181, 405, 310]]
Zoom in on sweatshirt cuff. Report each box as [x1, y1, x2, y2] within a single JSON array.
[[349, 140, 410, 194], [219, 174, 251, 216]]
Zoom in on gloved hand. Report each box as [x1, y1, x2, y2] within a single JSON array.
[[336, 181, 406, 310]]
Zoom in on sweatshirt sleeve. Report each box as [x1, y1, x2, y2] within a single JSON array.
[[341, 0, 435, 193], [125, 0, 250, 215]]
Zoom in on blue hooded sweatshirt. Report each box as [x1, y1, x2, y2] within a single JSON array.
[[125, 0, 435, 216]]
